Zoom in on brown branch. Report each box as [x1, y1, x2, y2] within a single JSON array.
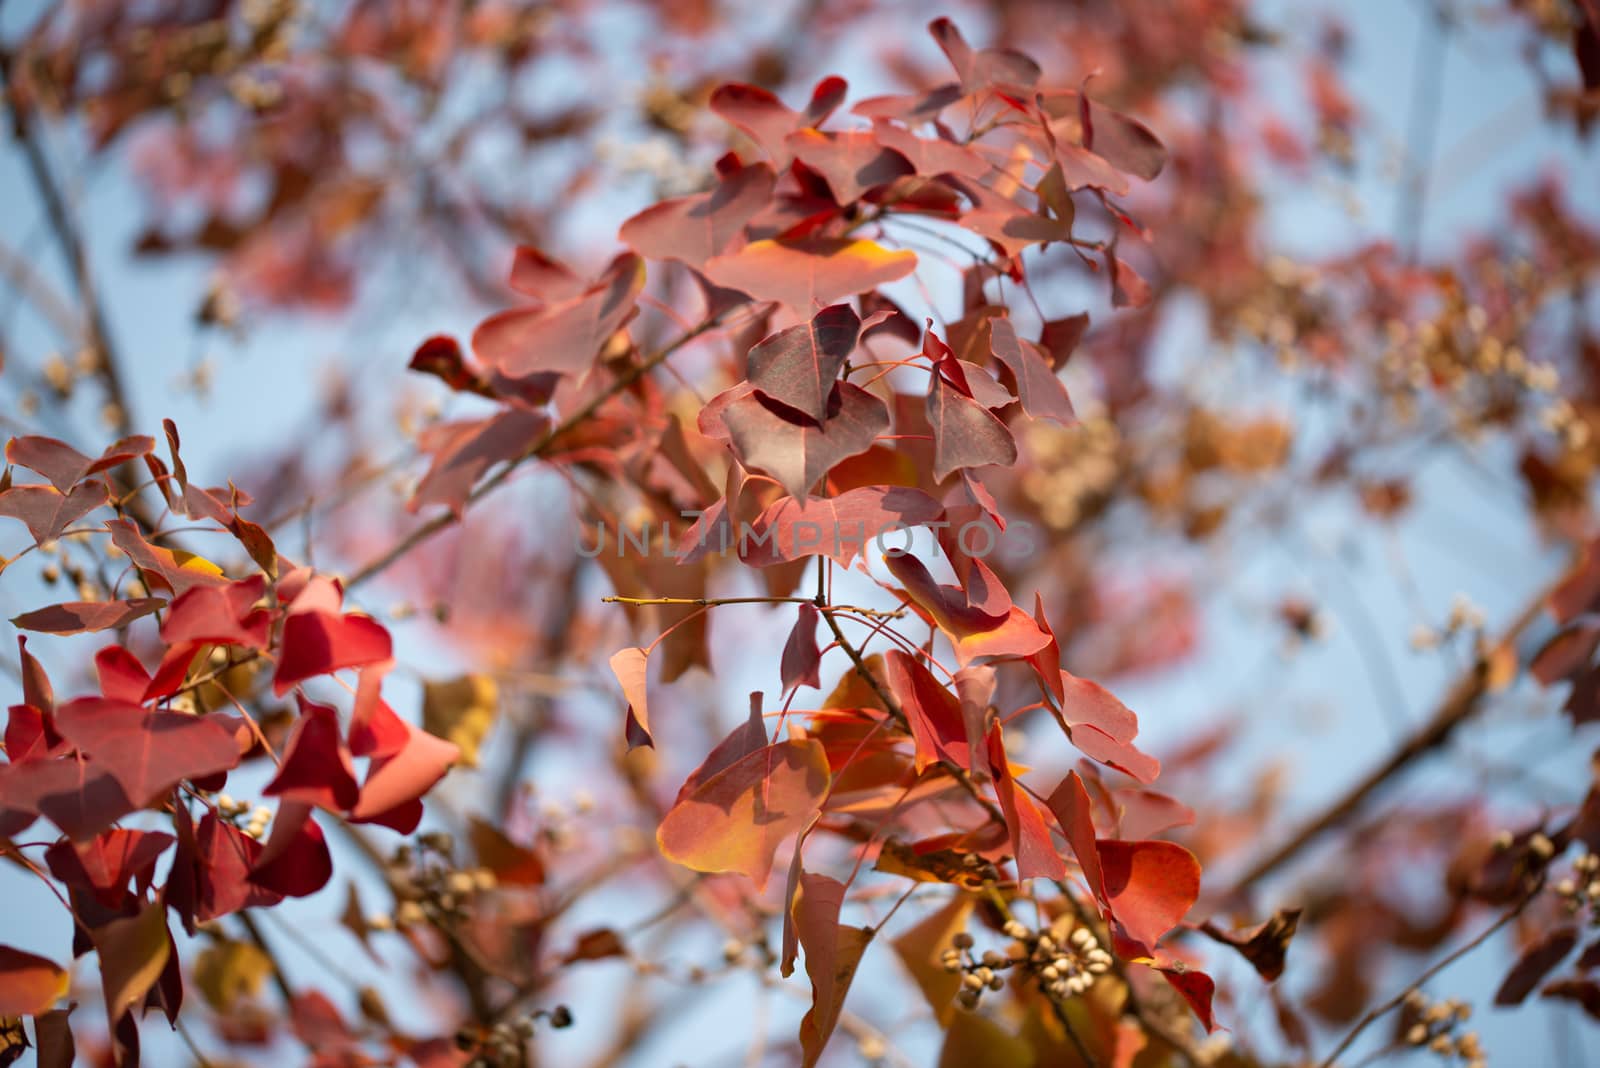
[[814, 599, 1007, 826], [1222, 572, 1557, 902], [1, 50, 136, 436], [1317, 885, 1539, 1067]]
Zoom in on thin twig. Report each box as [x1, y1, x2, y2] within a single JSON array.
[[1222, 572, 1556, 901], [1317, 886, 1540, 1067]]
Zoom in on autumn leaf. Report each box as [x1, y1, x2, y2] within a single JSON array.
[[784, 128, 914, 205], [781, 602, 823, 695], [0, 482, 108, 544], [1097, 840, 1201, 951], [717, 382, 889, 500], [0, 946, 68, 1017], [95, 900, 171, 1023], [657, 738, 831, 890], [52, 696, 241, 807], [4, 434, 153, 493], [421, 674, 499, 767], [471, 252, 645, 380], [11, 598, 164, 635], [609, 647, 653, 750], [703, 237, 916, 313], [619, 162, 774, 268], [193, 940, 272, 1012], [745, 304, 861, 424], [1199, 909, 1303, 983], [792, 872, 873, 1067], [892, 893, 975, 1026], [925, 368, 1017, 482]]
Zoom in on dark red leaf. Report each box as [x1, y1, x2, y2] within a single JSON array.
[[782, 602, 823, 695], [717, 382, 889, 500], [1497, 925, 1580, 1005], [746, 304, 861, 424], [925, 371, 1017, 482]]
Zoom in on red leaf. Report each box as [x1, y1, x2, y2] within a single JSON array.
[[928, 17, 1040, 90], [272, 608, 393, 695], [717, 382, 889, 500], [0, 946, 68, 1016], [471, 253, 644, 380], [986, 318, 1074, 424], [685, 486, 943, 569], [884, 552, 1050, 664], [159, 575, 271, 649], [263, 699, 360, 811], [408, 334, 494, 397], [1097, 840, 1201, 951], [1046, 772, 1108, 902], [987, 727, 1066, 881], [249, 803, 333, 897], [745, 304, 861, 424], [106, 519, 229, 597], [52, 697, 241, 807], [1053, 672, 1159, 783], [782, 603, 823, 695], [507, 245, 586, 304], [883, 650, 970, 774], [870, 121, 990, 179], [4, 703, 63, 764], [11, 598, 164, 635], [703, 237, 916, 313], [188, 812, 282, 921], [94, 899, 171, 1024], [1157, 961, 1218, 1032], [1198, 909, 1302, 983], [350, 720, 459, 826], [0, 482, 107, 543], [95, 646, 151, 704], [657, 738, 831, 890], [0, 755, 135, 840], [619, 162, 774, 268]]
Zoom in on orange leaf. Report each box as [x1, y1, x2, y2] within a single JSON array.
[[703, 237, 916, 313], [657, 739, 831, 890], [0, 945, 68, 1016]]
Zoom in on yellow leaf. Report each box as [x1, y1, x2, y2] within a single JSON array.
[[172, 549, 224, 577], [422, 674, 499, 767], [193, 941, 272, 1012]]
